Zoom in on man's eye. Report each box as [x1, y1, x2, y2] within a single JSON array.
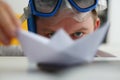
[[71, 32, 84, 39]]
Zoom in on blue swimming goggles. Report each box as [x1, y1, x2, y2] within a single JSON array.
[[27, 0, 98, 33], [29, 0, 98, 17]]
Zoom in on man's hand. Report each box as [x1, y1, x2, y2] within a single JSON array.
[[0, 0, 21, 45]]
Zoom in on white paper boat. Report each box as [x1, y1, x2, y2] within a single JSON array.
[[18, 22, 109, 65]]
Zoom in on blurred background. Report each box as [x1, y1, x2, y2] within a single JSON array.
[[3, 0, 120, 57]]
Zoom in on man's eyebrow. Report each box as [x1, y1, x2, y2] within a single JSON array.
[[76, 27, 89, 31]]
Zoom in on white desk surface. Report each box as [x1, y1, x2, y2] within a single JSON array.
[[0, 57, 120, 80]]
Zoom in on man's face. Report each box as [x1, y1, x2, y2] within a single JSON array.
[[36, 12, 100, 40]]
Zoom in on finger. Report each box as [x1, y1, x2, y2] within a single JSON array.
[[0, 28, 10, 45], [3, 2, 21, 28], [0, 7, 17, 37]]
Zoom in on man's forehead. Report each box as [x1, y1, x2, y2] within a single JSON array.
[[40, 25, 89, 34]]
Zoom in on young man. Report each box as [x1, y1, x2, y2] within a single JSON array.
[[0, 0, 114, 57]]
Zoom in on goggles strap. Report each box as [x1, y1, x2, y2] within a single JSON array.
[[20, 7, 31, 23]]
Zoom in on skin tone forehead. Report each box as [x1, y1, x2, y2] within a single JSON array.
[[36, 15, 95, 35]]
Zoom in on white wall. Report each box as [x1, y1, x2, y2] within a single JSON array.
[[99, 0, 120, 57], [108, 0, 120, 45], [4, 0, 29, 14]]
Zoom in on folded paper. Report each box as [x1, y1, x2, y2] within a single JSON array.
[[18, 22, 109, 65]]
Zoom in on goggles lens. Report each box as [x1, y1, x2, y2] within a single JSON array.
[[32, 0, 98, 17], [34, 0, 58, 13], [73, 0, 95, 8]]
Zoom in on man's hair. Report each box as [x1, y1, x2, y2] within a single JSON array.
[[91, 9, 98, 23]]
